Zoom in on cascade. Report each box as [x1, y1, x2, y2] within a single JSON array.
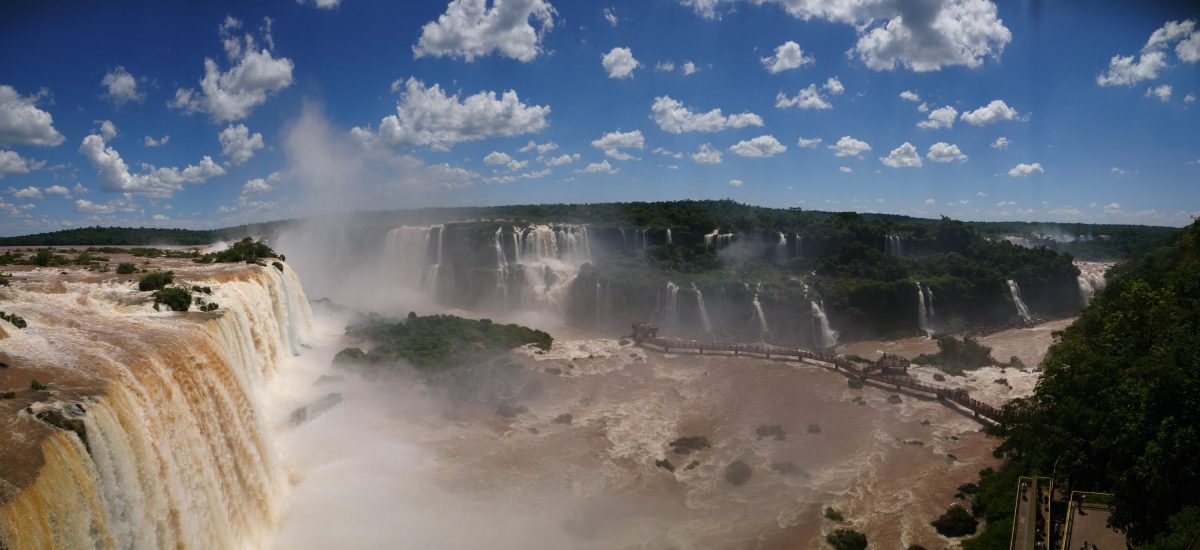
[[794, 234, 803, 258], [381, 226, 432, 288], [665, 228, 672, 245], [1007, 279, 1033, 324], [665, 281, 680, 328], [495, 227, 509, 306], [619, 227, 627, 245], [776, 232, 788, 263], [750, 283, 769, 340], [704, 229, 719, 247], [811, 300, 838, 348], [885, 234, 904, 256], [1076, 269, 1106, 305], [0, 264, 314, 549], [424, 224, 445, 295], [691, 283, 713, 333], [915, 281, 936, 337]]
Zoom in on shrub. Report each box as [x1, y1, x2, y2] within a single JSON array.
[[199, 238, 280, 264], [116, 262, 137, 274], [33, 249, 54, 266], [931, 504, 977, 537], [824, 506, 845, 521], [273, 261, 284, 272], [30, 380, 48, 391], [153, 287, 193, 312], [825, 528, 867, 550], [0, 311, 27, 329], [1, 391, 14, 399], [138, 271, 174, 291]]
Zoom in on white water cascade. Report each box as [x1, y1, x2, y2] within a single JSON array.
[[704, 229, 719, 247], [916, 281, 936, 337], [794, 234, 803, 258], [691, 283, 713, 334], [495, 227, 509, 306], [0, 264, 314, 549], [776, 232, 788, 263], [885, 234, 903, 257], [1076, 264, 1107, 305], [425, 224, 445, 295], [665, 228, 672, 245], [381, 226, 433, 288], [750, 283, 769, 340], [665, 281, 680, 327], [1007, 279, 1033, 324], [811, 301, 838, 348]]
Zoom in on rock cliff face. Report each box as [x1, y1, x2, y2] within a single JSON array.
[[0, 259, 312, 549]]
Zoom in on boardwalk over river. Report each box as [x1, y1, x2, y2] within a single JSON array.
[[631, 323, 1002, 425]]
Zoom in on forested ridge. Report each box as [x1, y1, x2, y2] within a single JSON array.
[[963, 218, 1200, 548]]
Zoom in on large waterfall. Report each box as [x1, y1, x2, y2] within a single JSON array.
[[775, 232, 788, 264], [811, 301, 838, 348], [691, 283, 713, 334], [0, 264, 314, 549], [750, 283, 769, 340], [915, 281, 936, 337], [1007, 279, 1033, 324]]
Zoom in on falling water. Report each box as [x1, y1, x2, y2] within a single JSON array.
[[495, 227, 509, 306], [1007, 280, 1033, 324], [750, 283, 769, 340], [776, 232, 788, 263], [704, 229, 719, 247], [424, 224, 445, 295], [885, 234, 903, 257], [665, 228, 672, 245], [794, 234, 803, 258], [691, 283, 713, 334], [811, 301, 838, 348], [915, 281, 936, 337], [666, 281, 680, 328], [381, 226, 432, 288]]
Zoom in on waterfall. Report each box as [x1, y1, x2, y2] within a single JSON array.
[[1076, 266, 1107, 305], [811, 300, 838, 348], [381, 226, 432, 288], [794, 234, 803, 258], [776, 232, 788, 263], [666, 281, 680, 328], [424, 224, 445, 296], [619, 227, 627, 246], [1007, 279, 1033, 324], [691, 283, 713, 334], [885, 234, 903, 257], [750, 283, 769, 340], [665, 228, 672, 245], [916, 281, 936, 337], [704, 229, 719, 247], [0, 264, 314, 549], [495, 227, 509, 307], [635, 228, 648, 250]]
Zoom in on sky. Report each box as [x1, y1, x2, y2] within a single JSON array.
[[0, 0, 1198, 236]]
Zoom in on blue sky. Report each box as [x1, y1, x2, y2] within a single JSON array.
[[1, 0, 1198, 236]]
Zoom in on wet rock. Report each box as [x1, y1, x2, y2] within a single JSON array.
[[725, 460, 752, 486], [619, 338, 631, 346], [887, 394, 903, 405], [806, 423, 822, 434], [34, 406, 89, 452], [685, 459, 700, 471], [902, 439, 924, 446], [655, 458, 675, 472], [289, 393, 343, 425], [495, 402, 528, 418], [0, 362, 9, 368], [920, 419, 931, 426], [946, 453, 958, 463], [553, 413, 573, 425], [669, 435, 711, 455], [756, 424, 786, 441], [933, 373, 946, 382]]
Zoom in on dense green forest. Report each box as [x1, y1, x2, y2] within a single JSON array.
[[333, 313, 552, 372], [962, 218, 1200, 548]]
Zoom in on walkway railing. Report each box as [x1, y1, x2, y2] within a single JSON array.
[[637, 335, 1001, 423]]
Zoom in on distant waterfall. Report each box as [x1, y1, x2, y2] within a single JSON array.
[[494, 227, 509, 306], [619, 227, 627, 246], [750, 283, 769, 340], [704, 229, 719, 247], [382, 226, 433, 288], [1007, 280, 1033, 324], [916, 281, 936, 337], [794, 234, 803, 258], [775, 232, 788, 263], [1076, 268, 1107, 305], [811, 301, 838, 348], [692, 283, 713, 333], [666, 281, 680, 327], [666, 228, 672, 245], [424, 224, 445, 295], [885, 234, 903, 256], [636, 228, 648, 250]]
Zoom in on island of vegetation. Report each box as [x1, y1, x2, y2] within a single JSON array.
[[333, 312, 553, 372]]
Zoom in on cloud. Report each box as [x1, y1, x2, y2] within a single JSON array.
[[899, 90, 921, 102], [727, 178, 743, 187], [414, 0, 556, 62], [880, 142, 923, 167], [297, 0, 341, 8], [1097, 19, 1200, 87], [1097, 51, 1168, 87], [653, 146, 684, 159], [74, 196, 139, 215], [353, 78, 550, 151], [1180, 29, 1200, 62], [219, 124, 265, 165], [1007, 162, 1044, 177], [796, 137, 823, 148], [151, 214, 170, 221], [823, 77, 844, 95], [602, 47, 640, 79], [1145, 84, 1173, 101], [590, 129, 644, 160], [44, 184, 70, 197], [78, 133, 226, 197], [144, 134, 170, 147], [729, 135, 787, 158], [1186, 93, 1197, 103], [483, 151, 528, 171], [1145, 20, 1195, 51], [761, 41, 814, 73], [1110, 166, 1126, 175], [95, 120, 118, 140], [519, 140, 558, 154], [776, 84, 831, 110], [242, 171, 282, 196], [603, 7, 618, 26], [0, 85, 65, 147], [829, 136, 871, 157], [926, 142, 967, 162], [692, 143, 722, 164], [0, 149, 42, 179], [101, 66, 143, 106], [917, 105, 957, 129], [171, 17, 295, 122], [655, 61, 676, 72], [650, 96, 763, 133], [838, 166, 852, 173], [7, 186, 41, 199], [578, 159, 618, 174], [960, 99, 1020, 125], [682, 61, 699, 75], [541, 153, 580, 166], [924, 197, 936, 204], [991, 136, 1009, 149]]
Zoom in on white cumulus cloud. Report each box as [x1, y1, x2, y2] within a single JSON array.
[[729, 135, 787, 158], [927, 142, 967, 163], [960, 99, 1020, 126], [727, 178, 744, 187], [823, 77, 845, 95], [413, 0, 556, 62], [219, 124, 264, 165], [171, 17, 295, 122], [880, 142, 923, 168], [602, 47, 641, 79], [0, 85, 65, 147], [101, 66, 143, 106], [354, 78, 550, 151], [900, 90, 921, 102], [1145, 84, 1173, 101], [776, 84, 832, 110], [78, 133, 226, 197], [917, 105, 957, 129], [1007, 162, 1044, 177], [579, 159, 619, 174], [761, 41, 814, 73], [0, 150, 41, 179], [591, 129, 644, 160], [829, 136, 871, 157], [651, 96, 763, 133], [991, 136, 1009, 149], [692, 143, 722, 165], [796, 137, 823, 148]]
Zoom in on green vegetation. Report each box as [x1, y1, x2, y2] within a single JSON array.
[[194, 237, 280, 264], [1, 392, 14, 399], [138, 271, 174, 291], [931, 504, 977, 537], [333, 313, 553, 372], [825, 528, 868, 550], [0, 227, 220, 246], [964, 219, 1200, 547], [0, 311, 27, 329], [824, 506, 845, 522], [153, 287, 193, 312], [30, 380, 47, 391], [116, 262, 137, 274], [970, 221, 1179, 261], [914, 336, 995, 374]]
